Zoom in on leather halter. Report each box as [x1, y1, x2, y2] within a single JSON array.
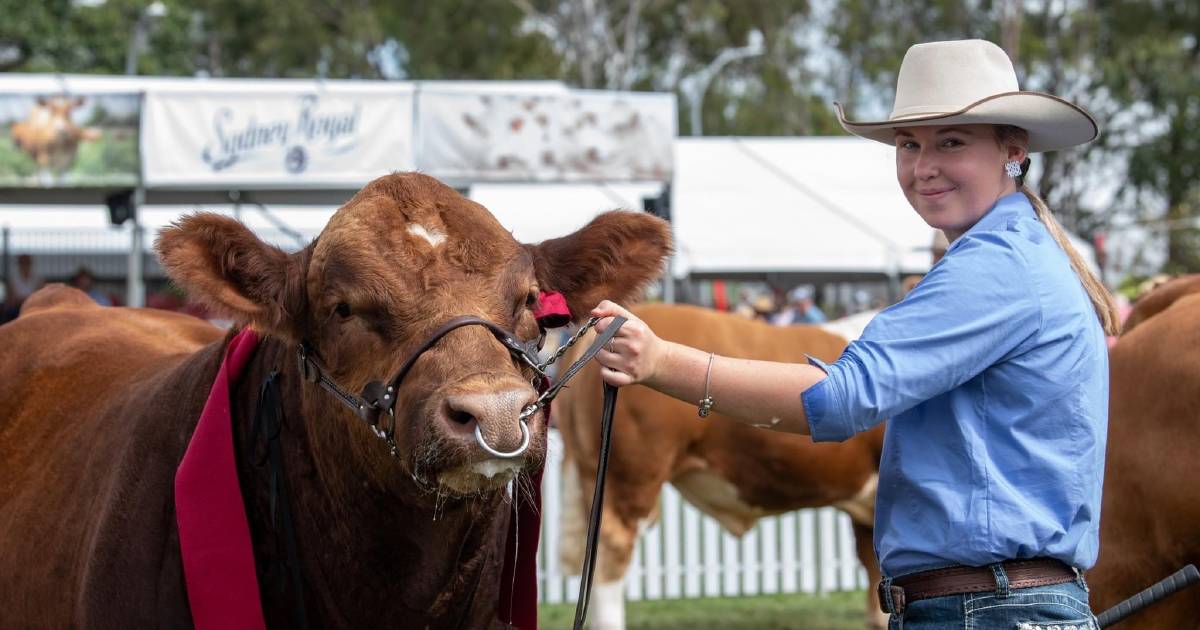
[[290, 312, 627, 628], [297, 316, 547, 456]]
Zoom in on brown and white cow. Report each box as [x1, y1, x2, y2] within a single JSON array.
[[0, 173, 670, 628], [554, 303, 887, 629], [9, 95, 101, 184], [1088, 275, 1200, 627]]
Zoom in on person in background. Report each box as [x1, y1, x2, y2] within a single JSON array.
[[770, 284, 827, 325], [591, 39, 1117, 629], [3, 254, 45, 322], [70, 266, 112, 307]]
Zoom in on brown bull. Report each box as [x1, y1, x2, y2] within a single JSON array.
[[0, 173, 670, 629], [1088, 275, 1200, 627], [554, 303, 887, 629]]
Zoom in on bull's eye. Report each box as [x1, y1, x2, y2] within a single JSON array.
[[334, 302, 352, 319], [524, 291, 538, 309]]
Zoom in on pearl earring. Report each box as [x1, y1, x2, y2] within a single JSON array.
[[1004, 160, 1022, 178]]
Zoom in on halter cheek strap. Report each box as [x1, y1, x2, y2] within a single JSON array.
[[297, 316, 547, 455]]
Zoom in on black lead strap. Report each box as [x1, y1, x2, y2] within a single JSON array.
[[250, 371, 310, 630], [572, 380, 619, 630], [566, 317, 625, 630]]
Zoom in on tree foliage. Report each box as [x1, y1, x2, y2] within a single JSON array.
[[1094, 0, 1200, 272]]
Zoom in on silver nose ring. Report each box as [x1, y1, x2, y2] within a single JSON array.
[[474, 420, 530, 459]]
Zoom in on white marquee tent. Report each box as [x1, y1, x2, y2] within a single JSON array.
[[471, 137, 1099, 283]]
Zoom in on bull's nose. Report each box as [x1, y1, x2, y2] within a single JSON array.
[[442, 388, 538, 455]]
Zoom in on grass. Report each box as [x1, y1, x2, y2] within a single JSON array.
[[539, 590, 869, 630]]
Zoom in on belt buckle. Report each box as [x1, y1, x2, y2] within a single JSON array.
[[877, 581, 906, 615]]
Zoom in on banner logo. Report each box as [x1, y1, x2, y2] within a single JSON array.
[[201, 95, 361, 173]]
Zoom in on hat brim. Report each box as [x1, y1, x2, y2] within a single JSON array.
[[836, 92, 1098, 153]]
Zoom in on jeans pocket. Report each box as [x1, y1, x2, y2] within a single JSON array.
[[965, 583, 1095, 629]]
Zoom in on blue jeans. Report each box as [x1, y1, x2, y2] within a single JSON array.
[[882, 564, 1100, 629]]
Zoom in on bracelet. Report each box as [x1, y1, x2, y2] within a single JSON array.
[[698, 352, 715, 418]]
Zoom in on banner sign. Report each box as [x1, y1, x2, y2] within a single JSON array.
[[417, 89, 676, 183], [142, 88, 414, 188], [0, 93, 140, 188]]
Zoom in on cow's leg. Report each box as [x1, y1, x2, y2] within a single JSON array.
[[559, 447, 665, 630], [835, 473, 885, 630], [558, 451, 588, 572], [588, 502, 649, 630]]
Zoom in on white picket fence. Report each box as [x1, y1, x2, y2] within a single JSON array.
[[537, 430, 869, 603]]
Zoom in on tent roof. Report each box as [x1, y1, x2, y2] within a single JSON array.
[[467, 182, 662, 244], [671, 136, 1096, 278], [672, 137, 934, 276]]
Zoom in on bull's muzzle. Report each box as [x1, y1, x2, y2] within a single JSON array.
[[443, 387, 538, 458]]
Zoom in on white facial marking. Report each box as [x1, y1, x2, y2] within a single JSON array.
[[407, 223, 447, 247]]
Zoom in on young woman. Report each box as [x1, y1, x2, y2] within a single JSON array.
[[592, 39, 1119, 629]]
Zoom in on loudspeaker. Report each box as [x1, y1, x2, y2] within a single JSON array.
[[642, 184, 672, 222], [105, 189, 136, 226]]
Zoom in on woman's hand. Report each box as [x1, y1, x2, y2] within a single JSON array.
[[590, 300, 670, 387]]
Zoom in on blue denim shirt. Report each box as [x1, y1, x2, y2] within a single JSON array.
[[802, 192, 1108, 578]]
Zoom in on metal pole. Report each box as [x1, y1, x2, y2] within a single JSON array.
[[124, 15, 145, 76], [2, 226, 9, 294], [678, 32, 765, 137], [126, 188, 145, 308], [663, 187, 675, 304], [674, 33, 764, 303], [125, 2, 165, 76]]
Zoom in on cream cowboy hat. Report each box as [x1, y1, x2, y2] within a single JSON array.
[[836, 39, 1098, 153]]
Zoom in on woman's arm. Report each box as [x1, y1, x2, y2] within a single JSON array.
[[590, 300, 826, 435]]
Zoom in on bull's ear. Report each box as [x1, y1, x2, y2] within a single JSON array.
[[156, 213, 305, 340], [527, 211, 671, 321]]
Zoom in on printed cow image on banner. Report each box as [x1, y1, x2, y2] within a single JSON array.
[[142, 87, 415, 188], [417, 89, 676, 183], [0, 93, 140, 188]]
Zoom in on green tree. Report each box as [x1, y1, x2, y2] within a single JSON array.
[[0, 0, 193, 74], [516, 0, 836, 135], [1095, 0, 1200, 272], [375, 1, 560, 80], [0, 0, 560, 80]]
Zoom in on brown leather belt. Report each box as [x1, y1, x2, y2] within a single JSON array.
[[878, 558, 1077, 615]]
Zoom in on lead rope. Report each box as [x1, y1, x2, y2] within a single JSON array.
[[572, 381, 619, 630], [249, 370, 310, 630], [525, 316, 625, 630], [501, 315, 627, 630]]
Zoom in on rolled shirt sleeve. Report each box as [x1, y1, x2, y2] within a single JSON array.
[[803, 231, 1043, 442]]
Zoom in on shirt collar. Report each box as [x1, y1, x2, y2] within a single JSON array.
[[946, 191, 1033, 254]]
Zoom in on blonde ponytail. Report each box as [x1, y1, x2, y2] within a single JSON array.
[[1020, 185, 1122, 336], [992, 125, 1120, 335]]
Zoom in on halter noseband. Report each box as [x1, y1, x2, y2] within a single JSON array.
[[297, 316, 547, 458]]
